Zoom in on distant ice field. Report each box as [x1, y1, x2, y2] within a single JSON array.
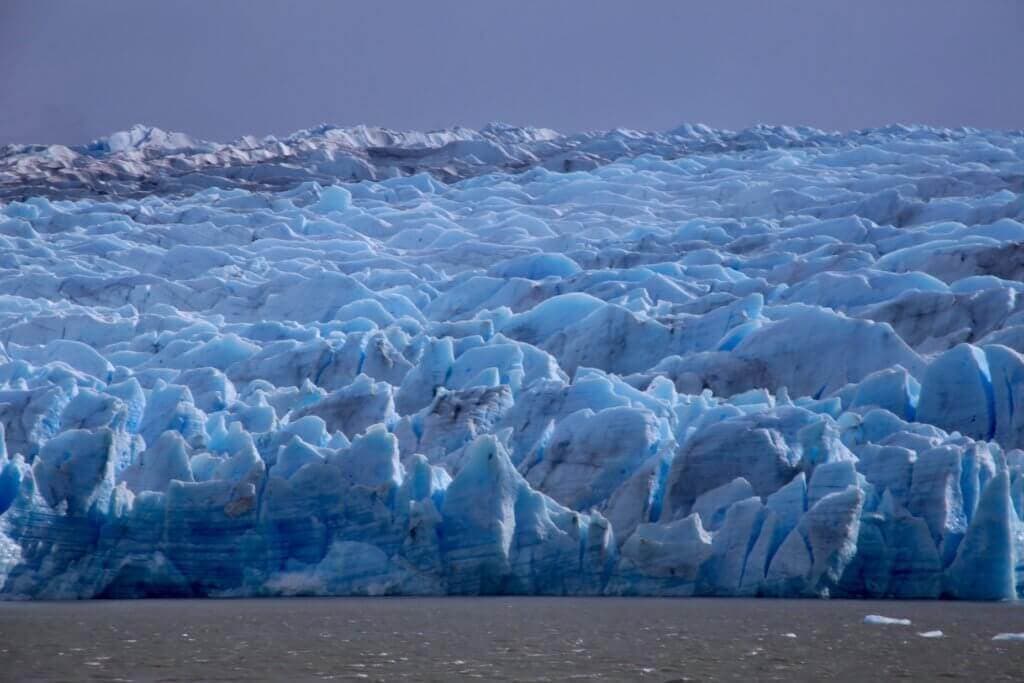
[[0, 123, 1023, 598]]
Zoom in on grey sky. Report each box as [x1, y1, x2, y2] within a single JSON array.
[[1, 0, 1022, 146]]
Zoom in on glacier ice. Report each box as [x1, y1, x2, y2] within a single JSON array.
[[0, 122, 1023, 599]]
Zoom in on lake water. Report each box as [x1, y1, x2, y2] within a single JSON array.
[[0, 597, 1022, 681]]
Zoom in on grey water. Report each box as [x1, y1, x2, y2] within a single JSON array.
[[0, 597, 1022, 681]]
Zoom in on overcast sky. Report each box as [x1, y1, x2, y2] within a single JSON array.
[[1, 0, 1022, 145]]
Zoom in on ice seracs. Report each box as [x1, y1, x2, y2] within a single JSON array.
[[0, 122, 1023, 598]]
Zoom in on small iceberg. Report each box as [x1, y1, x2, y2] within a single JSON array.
[[864, 615, 911, 626], [992, 633, 1024, 641]]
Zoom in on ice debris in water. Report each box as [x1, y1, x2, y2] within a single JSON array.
[[992, 633, 1024, 641], [864, 616, 912, 626], [0, 122, 1023, 599], [917, 631, 944, 638]]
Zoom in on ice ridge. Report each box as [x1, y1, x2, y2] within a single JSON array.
[[0, 122, 1022, 598]]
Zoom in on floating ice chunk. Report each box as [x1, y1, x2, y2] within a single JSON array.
[[864, 615, 911, 625], [917, 631, 944, 638], [993, 633, 1024, 641]]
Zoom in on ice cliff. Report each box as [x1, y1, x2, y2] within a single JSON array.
[[0, 123, 1023, 599]]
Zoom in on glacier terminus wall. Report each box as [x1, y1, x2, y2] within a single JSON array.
[[0, 123, 1023, 599]]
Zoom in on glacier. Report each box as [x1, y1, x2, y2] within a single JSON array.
[[0, 122, 1023, 599]]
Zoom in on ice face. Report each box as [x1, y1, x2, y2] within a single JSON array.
[[0, 122, 1023, 598]]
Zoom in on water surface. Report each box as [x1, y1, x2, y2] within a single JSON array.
[[1, 597, 1022, 681]]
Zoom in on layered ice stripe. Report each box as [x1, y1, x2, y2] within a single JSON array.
[[0, 123, 1023, 598]]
